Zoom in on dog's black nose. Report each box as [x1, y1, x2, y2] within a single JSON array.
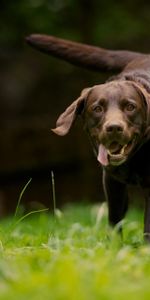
[[106, 123, 124, 134]]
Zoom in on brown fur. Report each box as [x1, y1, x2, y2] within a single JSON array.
[[27, 35, 150, 241]]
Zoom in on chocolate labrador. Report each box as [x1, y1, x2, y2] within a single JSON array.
[[26, 35, 150, 241]]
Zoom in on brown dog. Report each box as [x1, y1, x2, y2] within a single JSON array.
[[26, 35, 150, 241]]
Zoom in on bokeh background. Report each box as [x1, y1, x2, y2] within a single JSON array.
[[0, 0, 150, 215]]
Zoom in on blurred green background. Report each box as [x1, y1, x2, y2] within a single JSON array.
[[0, 0, 149, 215]]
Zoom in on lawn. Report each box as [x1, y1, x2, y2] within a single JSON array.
[[0, 202, 150, 300]]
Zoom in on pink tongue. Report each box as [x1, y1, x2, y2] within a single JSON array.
[[97, 144, 109, 166]]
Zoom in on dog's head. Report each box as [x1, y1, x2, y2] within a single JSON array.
[[52, 80, 150, 167]]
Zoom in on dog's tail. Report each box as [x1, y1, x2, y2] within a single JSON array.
[[26, 34, 144, 73]]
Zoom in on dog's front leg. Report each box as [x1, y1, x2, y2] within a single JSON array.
[[103, 169, 129, 230], [144, 191, 150, 242]]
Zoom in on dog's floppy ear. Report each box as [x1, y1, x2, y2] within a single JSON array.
[[52, 88, 91, 136], [131, 81, 150, 139], [131, 82, 150, 124]]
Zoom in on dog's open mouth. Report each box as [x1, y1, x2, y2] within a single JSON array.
[[97, 138, 136, 166]]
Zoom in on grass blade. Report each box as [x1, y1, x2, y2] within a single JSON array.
[[14, 178, 32, 219], [13, 208, 49, 227]]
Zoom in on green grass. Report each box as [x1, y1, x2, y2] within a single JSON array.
[[0, 203, 150, 300]]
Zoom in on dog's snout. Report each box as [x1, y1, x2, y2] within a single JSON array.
[[105, 123, 124, 134]]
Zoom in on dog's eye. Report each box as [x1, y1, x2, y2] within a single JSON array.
[[93, 105, 103, 113], [125, 103, 136, 112]]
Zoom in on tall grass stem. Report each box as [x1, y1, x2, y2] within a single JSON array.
[[51, 171, 56, 215]]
